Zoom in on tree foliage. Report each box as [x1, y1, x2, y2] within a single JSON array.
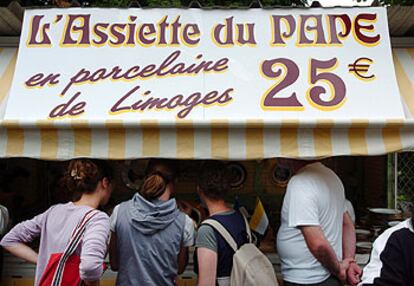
[[356, 0, 414, 5], [16, 0, 307, 7], [8, 0, 414, 10], [381, 0, 414, 4]]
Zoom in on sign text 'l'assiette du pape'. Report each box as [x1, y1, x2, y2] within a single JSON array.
[[4, 8, 405, 123]]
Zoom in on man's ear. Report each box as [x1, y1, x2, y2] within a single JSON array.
[[102, 177, 110, 189], [197, 186, 205, 198]]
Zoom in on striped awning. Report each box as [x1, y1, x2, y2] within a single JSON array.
[[0, 47, 414, 160]]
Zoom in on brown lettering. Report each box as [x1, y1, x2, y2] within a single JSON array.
[[182, 24, 200, 46], [170, 16, 182, 45], [213, 17, 234, 46], [327, 14, 352, 45], [110, 85, 140, 113], [299, 15, 327, 45], [236, 23, 256, 45], [354, 13, 380, 45], [62, 14, 91, 46], [27, 15, 51, 46], [61, 68, 90, 96], [93, 23, 109, 46], [25, 73, 60, 87], [109, 24, 127, 46], [138, 24, 156, 45], [49, 92, 86, 118], [270, 15, 295, 45]]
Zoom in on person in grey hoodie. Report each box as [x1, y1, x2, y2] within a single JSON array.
[[109, 159, 195, 286]]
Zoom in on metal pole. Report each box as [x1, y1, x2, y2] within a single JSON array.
[[394, 153, 398, 209]]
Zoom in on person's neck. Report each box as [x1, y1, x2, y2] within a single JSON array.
[[158, 189, 171, 201], [74, 193, 100, 209], [292, 160, 316, 175], [205, 199, 231, 216]]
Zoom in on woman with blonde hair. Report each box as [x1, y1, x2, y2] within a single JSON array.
[[0, 159, 113, 286], [109, 159, 195, 286]]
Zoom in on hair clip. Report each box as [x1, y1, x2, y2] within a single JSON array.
[[71, 169, 82, 180]]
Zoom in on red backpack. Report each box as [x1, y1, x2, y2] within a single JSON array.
[[39, 209, 100, 286]]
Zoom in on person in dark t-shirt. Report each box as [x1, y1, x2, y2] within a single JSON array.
[[195, 161, 248, 286]]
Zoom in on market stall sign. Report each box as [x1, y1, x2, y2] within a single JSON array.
[[4, 8, 405, 123]]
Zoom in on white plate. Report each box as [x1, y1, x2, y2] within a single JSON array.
[[368, 208, 402, 215], [356, 242, 373, 249], [356, 229, 371, 235], [388, 221, 401, 227]]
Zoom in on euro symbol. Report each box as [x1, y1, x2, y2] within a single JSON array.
[[348, 57, 375, 81]]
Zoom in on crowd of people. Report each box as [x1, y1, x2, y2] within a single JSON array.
[[0, 158, 412, 286]]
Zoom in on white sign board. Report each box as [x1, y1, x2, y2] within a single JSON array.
[[5, 8, 405, 123]]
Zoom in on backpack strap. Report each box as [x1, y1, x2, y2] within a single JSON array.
[[202, 219, 238, 252], [177, 212, 187, 246], [52, 209, 99, 286], [240, 213, 252, 243]]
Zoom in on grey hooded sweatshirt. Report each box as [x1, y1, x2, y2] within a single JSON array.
[[115, 192, 186, 286]]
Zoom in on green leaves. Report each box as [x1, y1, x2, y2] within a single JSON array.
[[355, 0, 414, 5], [23, 0, 307, 8]]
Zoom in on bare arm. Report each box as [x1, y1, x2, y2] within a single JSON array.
[[3, 243, 38, 264], [177, 246, 189, 274], [109, 231, 119, 271], [197, 247, 217, 286], [300, 226, 349, 280], [342, 212, 356, 260], [343, 212, 362, 286], [0, 209, 49, 264]]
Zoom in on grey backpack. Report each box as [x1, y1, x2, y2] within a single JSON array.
[[202, 215, 279, 286]]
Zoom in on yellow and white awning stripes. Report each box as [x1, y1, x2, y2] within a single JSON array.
[[0, 48, 414, 160], [0, 120, 413, 160], [394, 49, 414, 119], [0, 48, 16, 113]]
